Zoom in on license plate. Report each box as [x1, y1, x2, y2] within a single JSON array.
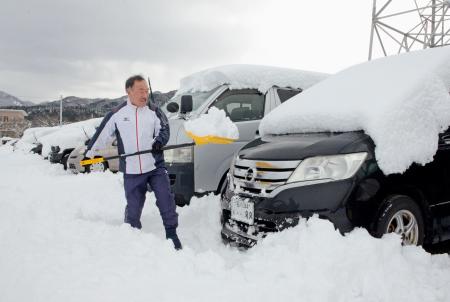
[[230, 196, 254, 225]]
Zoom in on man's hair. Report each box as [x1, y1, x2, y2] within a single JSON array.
[[125, 75, 145, 90]]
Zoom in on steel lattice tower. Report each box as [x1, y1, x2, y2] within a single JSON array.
[[369, 0, 450, 60]]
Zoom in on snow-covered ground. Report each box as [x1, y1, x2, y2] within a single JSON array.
[[1, 145, 450, 302]]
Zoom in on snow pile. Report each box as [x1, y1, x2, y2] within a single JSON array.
[[0, 148, 449, 302], [260, 47, 450, 174], [39, 118, 102, 157], [14, 126, 60, 152], [176, 64, 328, 96], [184, 107, 239, 139]]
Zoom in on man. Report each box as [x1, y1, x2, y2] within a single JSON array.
[[85, 75, 182, 250]]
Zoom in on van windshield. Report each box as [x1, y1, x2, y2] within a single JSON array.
[[162, 87, 220, 116]]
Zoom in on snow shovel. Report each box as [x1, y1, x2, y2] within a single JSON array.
[[80, 132, 236, 167]]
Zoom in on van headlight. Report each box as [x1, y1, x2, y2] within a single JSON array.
[[287, 152, 367, 184], [164, 146, 193, 163]]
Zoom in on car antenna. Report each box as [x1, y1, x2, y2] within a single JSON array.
[[82, 126, 90, 139], [148, 77, 156, 106]]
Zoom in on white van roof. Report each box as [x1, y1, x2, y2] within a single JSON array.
[[175, 64, 328, 96]]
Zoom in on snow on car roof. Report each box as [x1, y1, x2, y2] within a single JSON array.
[[38, 118, 103, 157], [16, 118, 103, 157], [260, 46, 450, 175], [175, 64, 329, 96]]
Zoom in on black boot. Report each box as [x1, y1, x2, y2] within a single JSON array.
[[165, 228, 182, 250]]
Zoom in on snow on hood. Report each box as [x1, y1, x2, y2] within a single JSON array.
[[175, 64, 328, 96], [183, 107, 239, 139], [260, 46, 450, 175], [38, 118, 102, 157]]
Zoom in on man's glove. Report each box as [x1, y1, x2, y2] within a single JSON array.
[[152, 140, 163, 152]]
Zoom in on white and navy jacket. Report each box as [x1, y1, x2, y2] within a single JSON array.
[[86, 99, 170, 174]]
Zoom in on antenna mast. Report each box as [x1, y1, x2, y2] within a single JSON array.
[[369, 0, 450, 60]]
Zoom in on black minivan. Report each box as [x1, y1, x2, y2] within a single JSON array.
[[220, 129, 450, 247]]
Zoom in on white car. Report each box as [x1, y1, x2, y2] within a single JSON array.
[[67, 140, 119, 173]]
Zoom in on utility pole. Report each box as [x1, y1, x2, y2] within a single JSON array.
[[369, 0, 450, 60], [60, 95, 63, 126]]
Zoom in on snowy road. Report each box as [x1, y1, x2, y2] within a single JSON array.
[[1, 146, 450, 302]]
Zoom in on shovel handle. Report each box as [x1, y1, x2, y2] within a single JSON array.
[[80, 142, 195, 166]]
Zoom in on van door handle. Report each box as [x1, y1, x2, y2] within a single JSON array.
[[255, 130, 259, 135]]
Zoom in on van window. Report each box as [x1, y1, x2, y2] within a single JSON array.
[[211, 89, 264, 122], [277, 88, 302, 103]]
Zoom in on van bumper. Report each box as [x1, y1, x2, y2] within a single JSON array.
[[166, 162, 195, 206]]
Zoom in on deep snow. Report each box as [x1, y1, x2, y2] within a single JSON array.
[[1, 145, 450, 302], [260, 47, 450, 175]]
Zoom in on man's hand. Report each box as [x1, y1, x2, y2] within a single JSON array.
[[152, 140, 163, 152]]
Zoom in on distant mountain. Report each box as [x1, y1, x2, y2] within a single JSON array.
[[0, 91, 34, 107], [0, 90, 176, 112], [39, 90, 177, 108], [41, 95, 128, 108]]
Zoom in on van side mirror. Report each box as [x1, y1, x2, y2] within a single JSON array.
[[166, 102, 180, 113], [180, 95, 193, 114]]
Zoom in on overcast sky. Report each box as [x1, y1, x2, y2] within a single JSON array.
[[1, 0, 382, 103]]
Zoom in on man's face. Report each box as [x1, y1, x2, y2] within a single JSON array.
[[127, 80, 149, 107]]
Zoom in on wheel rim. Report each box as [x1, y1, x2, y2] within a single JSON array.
[[89, 162, 106, 172], [386, 209, 419, 245]]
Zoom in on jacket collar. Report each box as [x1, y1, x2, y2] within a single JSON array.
[[127, 98, 148, 110]]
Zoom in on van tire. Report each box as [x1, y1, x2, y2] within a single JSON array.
[[372, 195, 424, 245]]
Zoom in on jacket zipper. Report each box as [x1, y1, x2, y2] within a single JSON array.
[[135, 108, 143, 174]]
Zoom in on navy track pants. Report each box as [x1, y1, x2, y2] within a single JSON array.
[[123, 167, 178, 230]]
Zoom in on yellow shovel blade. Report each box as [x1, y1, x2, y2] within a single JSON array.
[[185, 131, 236, 145], [80, 157, 105, 166]]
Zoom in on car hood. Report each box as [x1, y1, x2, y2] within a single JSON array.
[[239, 131, 374, 161]]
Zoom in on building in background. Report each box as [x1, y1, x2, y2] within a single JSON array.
[[0, 109, 30, 137]]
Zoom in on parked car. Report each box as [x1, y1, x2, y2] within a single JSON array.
[[42, 118, 102, 169], [220, 48, 450, 248], [48, 145, 75, 169], [67, 139, 119, 173], [1, 137, 13, 145], [221, 131, 449, 247], [163, 65, 328, 205], [14, 126, 60, 156]]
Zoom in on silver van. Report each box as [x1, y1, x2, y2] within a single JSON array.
[[163, 66, 327, 205]]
